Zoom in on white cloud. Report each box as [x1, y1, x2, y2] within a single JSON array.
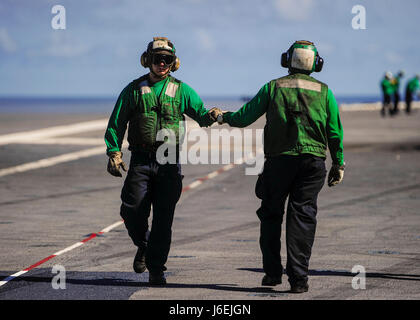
[[195, 29, 215, 52], [385, 51, 403, 64], [0, 28, 17, 53], [45, 43, 90, 57], [273, 0, 315, 21], [366, 43, 380, 54], [25, 33, 91, 58], [316, 42, 334, 55], [43, 32, 91, 58]]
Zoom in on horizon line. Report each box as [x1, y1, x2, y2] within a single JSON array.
[[0, 93, 381, 99]]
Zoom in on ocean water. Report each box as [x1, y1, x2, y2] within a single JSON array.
[[0, 95, 383, 114]]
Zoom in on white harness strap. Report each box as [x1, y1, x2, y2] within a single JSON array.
[[165, 82, 179, 98], [139, 80, 151, 95], [140, 86, 151, 95], [276, 78, 321, 92]]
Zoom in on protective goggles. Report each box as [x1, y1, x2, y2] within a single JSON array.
[[152, 53, 175, 66]]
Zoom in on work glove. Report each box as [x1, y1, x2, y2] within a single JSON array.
[[208, 107, 223, 122], [107, 151, 128, 177], [328, 163, 345, 187]]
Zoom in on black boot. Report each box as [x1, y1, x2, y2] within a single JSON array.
[[149, 271, 166, 285], [261, 274, 282, 286], [133, 247, 146, 273], [290, 282, 309, 293]]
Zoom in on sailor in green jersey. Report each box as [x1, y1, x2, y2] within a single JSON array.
[[212, 40, 344, 293], [104, 37, 221, 285], [405, 74, 420, 114], [391, 70, 404, 115], [380, 71, 395, 117]]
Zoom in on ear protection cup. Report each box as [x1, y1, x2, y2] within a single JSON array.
[[171, 57, 180, 72], [314, 54, 323, 72], [140, 51, 149, 68], [281, 52, 288, 68]]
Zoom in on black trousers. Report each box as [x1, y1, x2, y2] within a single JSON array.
[[405, 89, 413, 114], [381, 94, 392, 116], [255, 154, 326, 285], [392, 92, 400, 114], [120, 151, 183, 273]]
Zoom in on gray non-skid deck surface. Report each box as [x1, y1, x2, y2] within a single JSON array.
[[0, 107, 419, 300]]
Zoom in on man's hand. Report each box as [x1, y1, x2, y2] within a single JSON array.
[[328, 163, 345, 187], [216, 113, 224, 124], [107, 151, 128, 177], [208, 107, 223, 122]]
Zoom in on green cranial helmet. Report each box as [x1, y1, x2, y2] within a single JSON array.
[[147, 37, 176, 56], [281, 40, 323, 74]]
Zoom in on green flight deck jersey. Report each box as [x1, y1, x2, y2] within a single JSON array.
[[105, 75, 214, 154], [223, 73, 344, 166], [381, 78, 395, 96], [392, 75, 402, 93], [406, 77, 420, 93]]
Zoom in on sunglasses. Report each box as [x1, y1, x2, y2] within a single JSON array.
[[152, 54, 175, 66]]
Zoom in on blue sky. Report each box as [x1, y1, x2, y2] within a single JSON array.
[[0, 0, 419, 97]]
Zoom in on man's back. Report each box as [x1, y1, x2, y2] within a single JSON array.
[[264, 73, 329, 158], [407, 77, 419, 93]]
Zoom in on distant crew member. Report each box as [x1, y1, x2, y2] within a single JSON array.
[[380, 71, 395, 117], [405, 74, 420, 114], [391, 70, 404, 115]]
